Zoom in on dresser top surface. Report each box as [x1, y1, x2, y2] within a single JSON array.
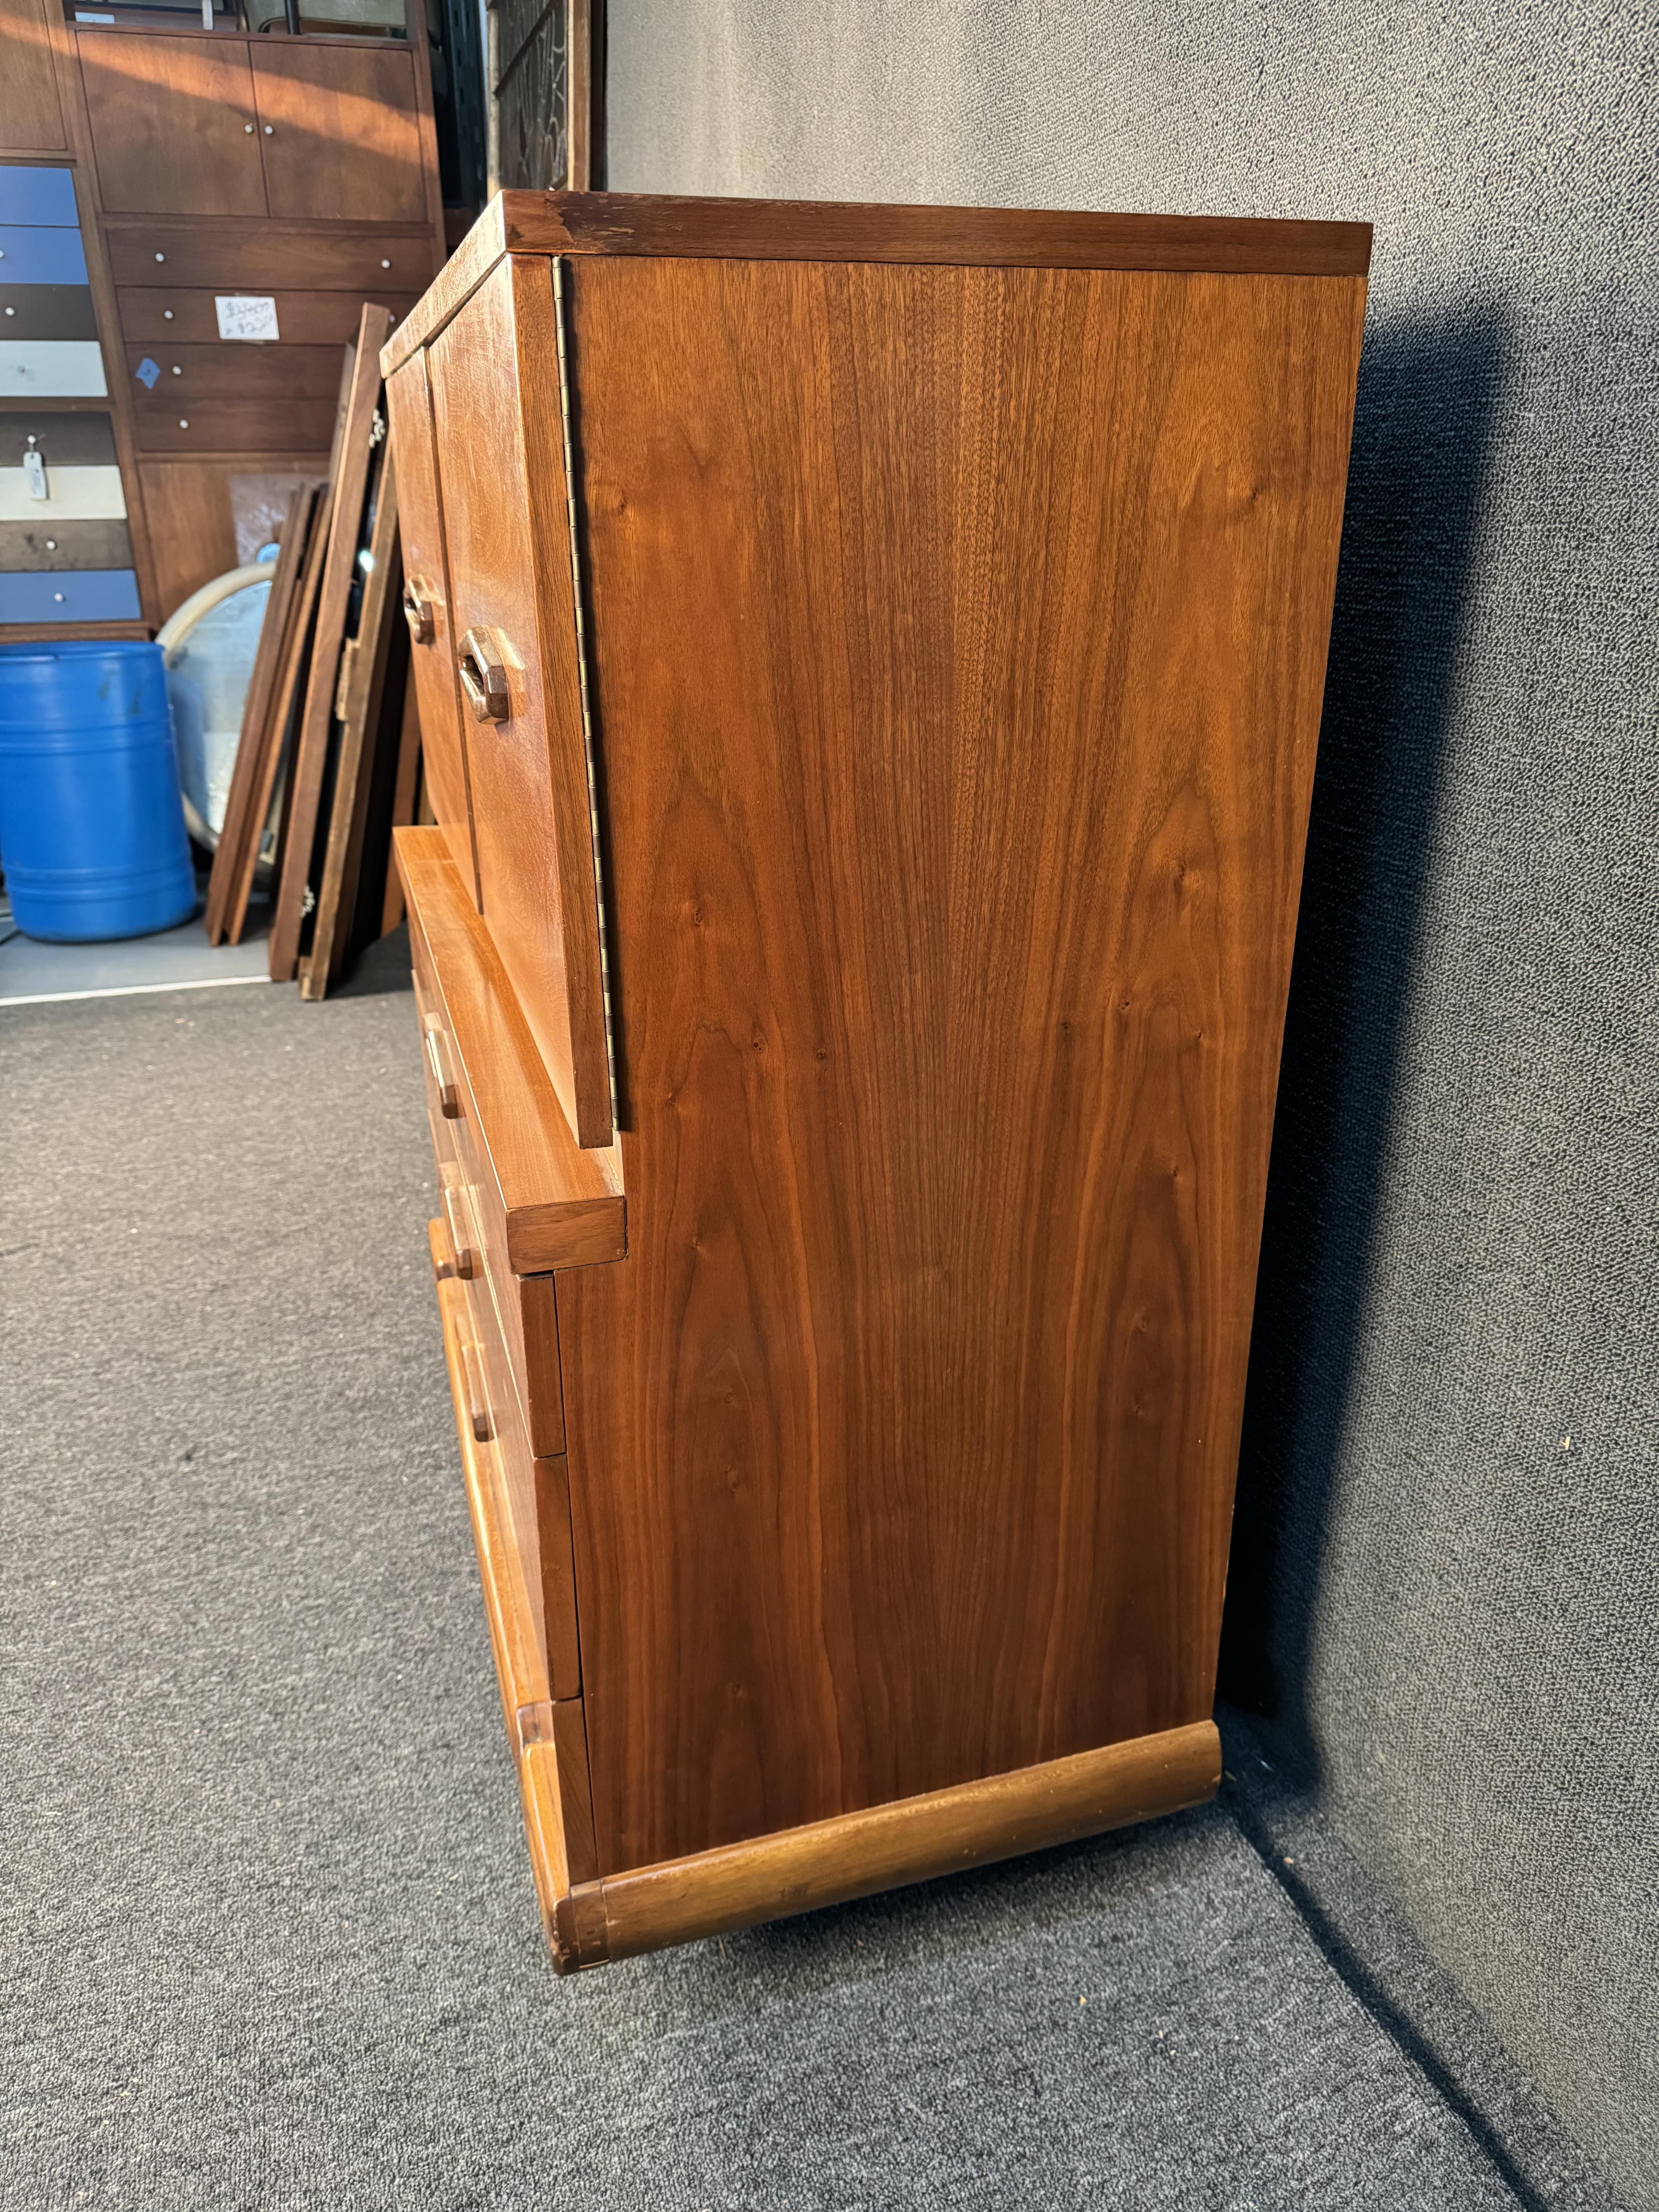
[[382, 189, 1372, 374]]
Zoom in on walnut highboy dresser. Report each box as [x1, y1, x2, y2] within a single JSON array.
[[384, 191, 1369, 1970]]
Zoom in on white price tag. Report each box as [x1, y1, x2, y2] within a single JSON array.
[[23, 448, 48, 500], [214, 295, 280, 343]]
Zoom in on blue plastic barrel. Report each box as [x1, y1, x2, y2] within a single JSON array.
[[0, 641, 197, 941]]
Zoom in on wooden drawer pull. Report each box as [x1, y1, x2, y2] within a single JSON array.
[[443, 1180, 480, 1280], [402, 577, 435, 644], [457, 1318, 492, 1443], [457, 627, 509, 722], [424, 1021, 461, 1117]]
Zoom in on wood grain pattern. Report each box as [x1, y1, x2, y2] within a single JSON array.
[[299, 448, 402, 999], [429, 1217, 599, 1942], [583, 1720, 1220, 1961], [378, 673, 424, 936], [382, 192, 1372, 371], [104, 225, 436, 295], [137, 455, 326, 617], [383, 347, 479, 902], [414, 965, 569, 1458], [250, 45, 426, 225], [124, 342, 347, 404], [398, 826, 624, 1271], [553, 254, 1365, 1874], [426, 256, 614, 1147], [129, 397, 343, 459], [117, 288, 421, 348], [223, 471, 336, 942], [204, 477, 315, 943], [79, 33, 264, 218], [268, 304, 391, 982], [0, 0, 68, 153]]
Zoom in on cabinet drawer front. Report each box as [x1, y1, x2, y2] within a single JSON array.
[[0, 517, 133, 572], [427, 254, 613, 1149], [397, 824, 624, 1271], [0, 283, 99, 341], [434, 1247, 578, 1700], [117, 286, 420, 347], [106, 226, 435, 294], [0, 339, 105, 398], [0, 167, 79, 227], [0, 568, 139, 622], [0, 224, 89, 286], [130, 396, 341, 455], [385, 349, 477, 902], [125, 340, 345, 404], [416, 962, 566, 1460]]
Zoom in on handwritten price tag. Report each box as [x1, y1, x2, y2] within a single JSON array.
[[214, 295, 280, 343]]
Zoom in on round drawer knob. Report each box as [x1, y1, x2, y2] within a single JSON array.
[[244, 123, 254, 134], [163, 310, 173, 320], [178, 418, 189, 429], [155, 252, 165, 263], [45, 538, 57, 550], [53, 592, 65, 604], [380, 258, 391, 269], [171, 365, 181, 376], [264, 125, 274, 136]]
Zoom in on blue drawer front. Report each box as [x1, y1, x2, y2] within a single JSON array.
[[0, 569, 142, 622], [0, 227, 91, 287], [0, 168, 81, 228]]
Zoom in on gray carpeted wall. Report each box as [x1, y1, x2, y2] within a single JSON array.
[[603, 7, 1659, 2205]]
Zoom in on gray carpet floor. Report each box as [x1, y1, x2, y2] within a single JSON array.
[[0, 971, 1612, 2209]]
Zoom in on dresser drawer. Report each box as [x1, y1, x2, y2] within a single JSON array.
[[117, 286, 421, 348], [431, 1225, 581, 1702], [402, 829, 624, 1453], [421, 977, 567, 1460], [398, 825, 624, 1268], [105, 225, 436, 294], [125, 341, 346, 402], [130, 397, 341, 455]]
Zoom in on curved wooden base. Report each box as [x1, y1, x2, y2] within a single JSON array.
[[566, 1720, 1220, 1967], [433, 1219, 1219, 1971]]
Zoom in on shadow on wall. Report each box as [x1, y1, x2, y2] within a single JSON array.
[[1218, 306, 1509, 1772]]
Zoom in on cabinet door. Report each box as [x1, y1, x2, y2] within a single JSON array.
[[79, 34, 264, 217], [385, 349, 479, 905], [0, 0, 67, 153], [251, 46, 426, 223], [428, 255, 613, 1149]]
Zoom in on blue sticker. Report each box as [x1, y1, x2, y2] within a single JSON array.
[[135, 356, 160, 389]]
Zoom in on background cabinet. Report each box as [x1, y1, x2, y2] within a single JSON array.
[[0, 0, 68, 155], [80, 20, 446, 613], [252, 45, 426, 223], [79, 36, 266, 218], [81, 33, 428, 224]]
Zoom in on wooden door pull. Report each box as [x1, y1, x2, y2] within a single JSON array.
[[457, 1319, 491, 1442], [457, 628, 509, 721], [424, 1020, 461, 1116], [443, 1180, 480, 1279], [402, 577, 435, 643]]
